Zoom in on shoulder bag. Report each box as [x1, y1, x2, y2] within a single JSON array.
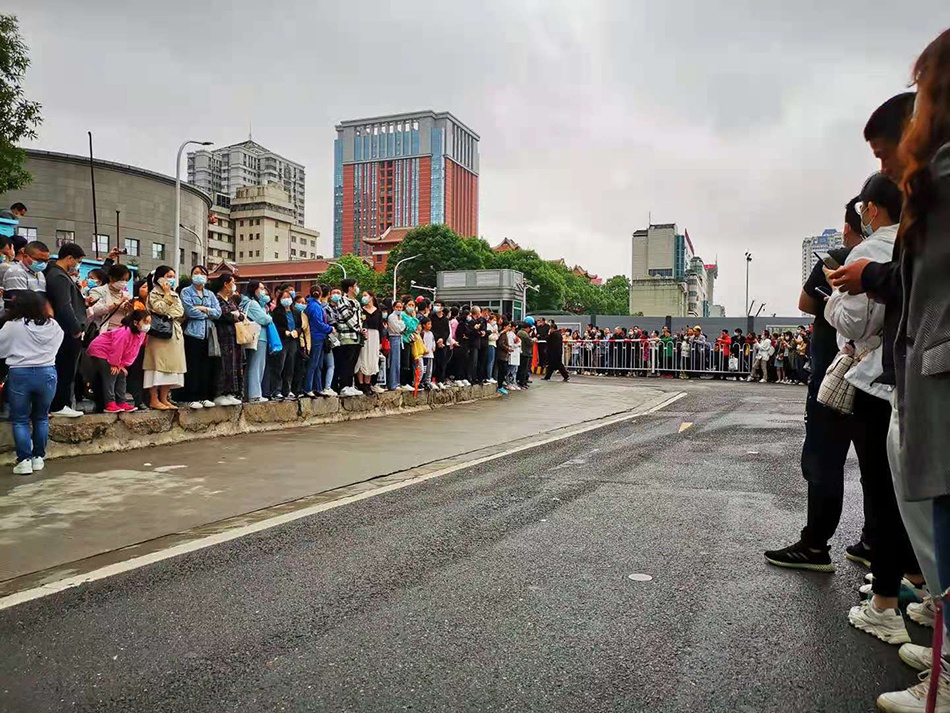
[[235, 305, 261, 348], [817, 351, 857, 415], [82, 302, 123, 348]]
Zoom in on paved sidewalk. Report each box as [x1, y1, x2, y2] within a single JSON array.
[[0, 380, 670, 584]]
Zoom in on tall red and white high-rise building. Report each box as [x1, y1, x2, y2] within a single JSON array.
[[333, 111, 479, 261]]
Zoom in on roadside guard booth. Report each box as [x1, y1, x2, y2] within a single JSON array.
[[435, 269, 527, 320]]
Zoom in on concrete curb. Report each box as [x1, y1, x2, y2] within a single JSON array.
[[0, 384, 502, 464]]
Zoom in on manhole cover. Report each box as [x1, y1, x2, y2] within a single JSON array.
[[627, 573, 653, 582]]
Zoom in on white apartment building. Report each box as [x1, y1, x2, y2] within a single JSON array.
[[188, 139, 306, 225], [801, 229, 844, 283], [230, 183, 320, 264]]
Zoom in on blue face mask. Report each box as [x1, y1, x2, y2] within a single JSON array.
[[361, 296, 369, 305], [259, 293, 271, 305], [280, 297, 293, 308], [192, 274, 208, 287], [290, 290, 296, 298], [330, 294, 341, 304], [29, 261, 47, 273], [293, 303, 306, 312], [86, 278, 99, 288]]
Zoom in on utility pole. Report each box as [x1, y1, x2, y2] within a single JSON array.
[[88, 132, 99, 258], [744, 252, 753, 315]]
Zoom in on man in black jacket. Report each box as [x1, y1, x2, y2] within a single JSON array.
[[45, 242, 88, 418], [543, 321, 569, 382], [430, 301, 450, 386]]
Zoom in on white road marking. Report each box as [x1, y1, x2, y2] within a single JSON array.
[[0, 392, 686, 612], [154, 465, 188, 473], [678, 422, 693, 433]]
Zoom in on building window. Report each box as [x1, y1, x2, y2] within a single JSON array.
[[291, 249, 297, 257], [192, 252, 199, 268], [256, 233, 260, 240], [255, 250, 260, 257], [239, 220, 244, 227], [291, 236, 296, 243], [179, 248, 185, 266], [239, 251, 243, 259], [152, 243, 165, 260], [274, 252, 278, 259], [124, 238, 140, 256], [55, 230, 75, 247], [93, 234, 110, 254], [238, 233, 243, 241], [15, 226, 37, 240]]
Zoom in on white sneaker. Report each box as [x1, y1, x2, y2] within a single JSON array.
[[400, 384, 415, 391], [189, 401, 204, 409], [13, 459, 33, 475], [372, 385, 385, 394], [201, 399, 216, 408], [249, 396, 269, 403], [877, 666, 950, 712], [848, 600, 911, 644], [31, 457, 44, 471], [228, 396, 243, 406], [319, 389, 337, 397], [487, 378, 496, 384], [342, 387, 363, 397], [908, 598, 938, 628], [51, 406, 83, 418], [213, 396, 232, 407], [899, 643, 933, 672], [759, 378, 767, 383], [286, 392, 297, 400]]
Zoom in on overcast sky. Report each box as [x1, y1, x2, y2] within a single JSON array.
[[11, 1, 949, 315]]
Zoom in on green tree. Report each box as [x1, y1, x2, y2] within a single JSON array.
[[0, 15, 43, 193], [488, 249, 565, 312], [600, 275, 631, 316], [321, 254, 378, 295], [384, 224, 492, 297]]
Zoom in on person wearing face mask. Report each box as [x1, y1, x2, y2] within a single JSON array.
[[43, 242, 88, 418], [291, 294, 312, 397], [399, 298, 421, 388], [430, 301, 449, 388], [321, 286, 340, 396], [175, 265, 222, 409], [88, 263, 133, 334], [453, 307, 473, 386], [2, 240, 50, 310], [355, 291, 383, 394], [331, 278, 364, 397], [267, 288, 302, 400], [386, 301, 406, 391], [208, 274, 245, 407], [303, 286, 333, 398], [239, 281, 273, 402], [144, 266, 186, 410], [86, 309, 150, 413]]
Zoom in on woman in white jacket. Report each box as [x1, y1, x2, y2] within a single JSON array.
[[824, 173, 923, 645]]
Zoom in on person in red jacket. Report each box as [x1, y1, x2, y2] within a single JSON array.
[[715, 329, 732, 379], [86, 309, 150, 413]]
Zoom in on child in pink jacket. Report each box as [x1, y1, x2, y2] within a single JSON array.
[[87, 309, 150, 412]]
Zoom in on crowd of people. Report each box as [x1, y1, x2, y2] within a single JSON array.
[[561, 324, 813, 383], [0, 225, 579, 477], [760, 28, 950, 712]]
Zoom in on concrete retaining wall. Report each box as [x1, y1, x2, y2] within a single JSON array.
[[0, 384, 500, 464]]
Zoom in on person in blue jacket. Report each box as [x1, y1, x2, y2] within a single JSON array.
[[239, 280, 273, 402], [304, 285, 333, 396]]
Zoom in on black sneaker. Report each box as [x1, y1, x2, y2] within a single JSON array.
[[845, 540, 873, 569], [764, 541, 834, 572]]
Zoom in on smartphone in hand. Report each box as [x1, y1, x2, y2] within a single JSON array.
[[814, 251, 840, 270]]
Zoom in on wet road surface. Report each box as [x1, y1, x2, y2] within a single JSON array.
[[0, 379, 924, 712]]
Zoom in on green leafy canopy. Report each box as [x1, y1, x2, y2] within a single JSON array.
[[0, 15, 43, 193]]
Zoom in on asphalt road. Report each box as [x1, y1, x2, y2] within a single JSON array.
[[0, 379, 926, 712]]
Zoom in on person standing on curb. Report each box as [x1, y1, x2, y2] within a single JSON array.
[[44, 243, 87, 419]]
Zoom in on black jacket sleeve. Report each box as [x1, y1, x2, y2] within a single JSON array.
[[861, 260, 902, 303], [48, 272, 82, 336]]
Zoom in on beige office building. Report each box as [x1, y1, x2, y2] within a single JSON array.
[[231, 184, 320, 264]]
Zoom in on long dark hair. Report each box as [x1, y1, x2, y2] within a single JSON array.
[[121, 309, 150, 333], [899, 28, 950, 250], [7, 290, 52, 326], [147, 265, 175, 291]]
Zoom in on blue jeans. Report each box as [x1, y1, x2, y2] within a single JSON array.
[[305, 340, 325, 393], [323, 347, 335, 392], [8, 366, 57, 462], [245, 342, 267, 399], [487, 345, 496, 375], [388, 336, 402, 389]]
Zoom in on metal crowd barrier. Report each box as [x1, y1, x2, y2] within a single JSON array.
[[561, 339, 756, 377]]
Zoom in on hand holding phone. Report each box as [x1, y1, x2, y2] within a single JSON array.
[[815, 251, 840, 270]]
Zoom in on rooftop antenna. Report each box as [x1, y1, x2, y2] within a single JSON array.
[[248, 121, 253, 142]]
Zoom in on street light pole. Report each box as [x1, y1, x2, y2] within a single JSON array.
[[744, 252, 753, 315], [392, 254, 419, 301], [175, 140, 213, 272], [522, 282, 540, 319], [327, 261, 347, 279], [411, 280, 437, 300], [179, 224, 205, 267]]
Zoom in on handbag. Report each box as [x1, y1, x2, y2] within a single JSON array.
[[265, 322, 283, 355], [83, 302, 124, 348], [149, 313, 174, 340], [235, 304, 261, 348], [207, 320, 221, 358], [327, 332, 340, 350], [728, 356, 739, 371], [411, 334, 426, 360], [817, 351, 856, 415]]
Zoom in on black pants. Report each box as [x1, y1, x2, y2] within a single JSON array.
[[477, 344, 490, 383], [268, 338, 298, 396], [178, 335, 216, 402], [127, 346, 146, 406], [494, 359, 508, 389], [434, 345, 448, 383], [292, 347, 308, 395], [852, 388, 920, 597], [544, 361, 569, 380], [332, 343, 360, 392], [452, 345, 468, 380], [517, 359, 530, 386], [467, 345, 481, 383], [537, 342, 548, 369], [800, 384, 856, 547], [51, 335, 82, 412]]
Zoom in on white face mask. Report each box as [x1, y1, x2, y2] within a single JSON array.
[[139, 323, 151, 334]]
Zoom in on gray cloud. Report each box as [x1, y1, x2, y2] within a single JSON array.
[[11, 0, 949, 315]]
